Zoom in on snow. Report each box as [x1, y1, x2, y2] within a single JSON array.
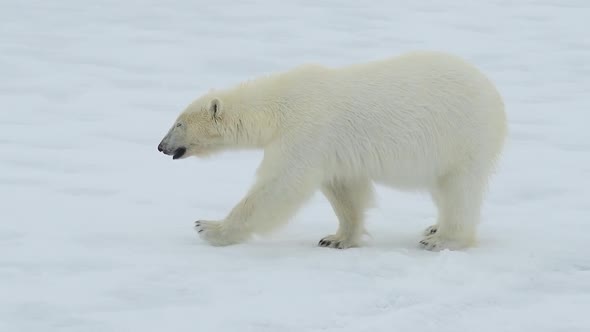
[[1, 0, 589, 331]]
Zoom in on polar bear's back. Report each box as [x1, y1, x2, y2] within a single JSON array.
[[296, 52, 507, 187]]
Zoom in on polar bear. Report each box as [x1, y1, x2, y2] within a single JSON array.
[[157, 51, 507, 251]]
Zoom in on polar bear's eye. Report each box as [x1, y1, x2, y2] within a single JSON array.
[[176, 123, 182, 128]]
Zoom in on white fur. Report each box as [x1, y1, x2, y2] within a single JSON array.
[[159, 51, 508, 251]]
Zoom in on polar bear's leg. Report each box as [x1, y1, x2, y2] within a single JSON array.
[[195, 165, 320, 246], [318, 178, 374, 249], [422, 191, 444, 236], [419, 169, 487, 251]]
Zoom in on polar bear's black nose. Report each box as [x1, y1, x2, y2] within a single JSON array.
[[158, 142, 164, 152]]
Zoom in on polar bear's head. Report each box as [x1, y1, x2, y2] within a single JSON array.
[[158, 97, 228, 159]]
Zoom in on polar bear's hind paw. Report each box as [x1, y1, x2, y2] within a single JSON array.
[[318, 235, 357, 249], [419, 233, 473, 251]]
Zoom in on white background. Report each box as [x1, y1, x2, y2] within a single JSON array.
[[1, 0, 589, 331]]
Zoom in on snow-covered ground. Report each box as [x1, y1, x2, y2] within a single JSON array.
[[2, 0, 589, 331]]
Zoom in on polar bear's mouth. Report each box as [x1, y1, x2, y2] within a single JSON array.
[[172, 147, 187, 159]]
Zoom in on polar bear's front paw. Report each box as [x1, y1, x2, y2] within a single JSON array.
[[318, 234, 357, 249], [194, 220, 247, 246], [423, 224, 438, 236], [419, 233, 472, 251]]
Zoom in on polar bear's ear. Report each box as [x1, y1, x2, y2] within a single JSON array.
[[208, 98, 223, 121]]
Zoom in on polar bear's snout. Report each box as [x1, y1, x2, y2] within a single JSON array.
[[158, 142, 187, 160], [158, 128, 188, 160], [158, 139, 187, 160]]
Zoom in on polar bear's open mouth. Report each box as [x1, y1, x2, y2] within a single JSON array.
[[172, 147, 186, 159]]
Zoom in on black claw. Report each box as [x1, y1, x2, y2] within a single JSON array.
[[198, 229, 203, 233], [318, 238, 348, 249]]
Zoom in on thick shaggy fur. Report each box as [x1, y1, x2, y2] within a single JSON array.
[[158, 51, 508, 250]]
